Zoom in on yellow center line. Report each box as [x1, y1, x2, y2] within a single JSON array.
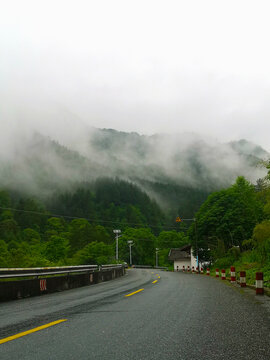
[[0, 319, 67, 345], [152, 280, 158, 284], [125, 288, 144, 297]]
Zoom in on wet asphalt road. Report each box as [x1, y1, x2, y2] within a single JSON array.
[[0, 269, 269, 360]]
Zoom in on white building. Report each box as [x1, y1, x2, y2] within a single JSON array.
[[168, 244, 197, 271]]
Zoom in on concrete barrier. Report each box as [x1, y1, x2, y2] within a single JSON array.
[[0, 266, 125, 302]]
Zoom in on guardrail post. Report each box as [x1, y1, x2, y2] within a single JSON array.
[[192, 266, 195, 274], [256, 272, 264, 295], [240, 271, 246, 287], [221, 269, 226, 280], [182, 265, 185, 272], [230, 266, 236, 284], [187, 265, 190, 273], [216, 269, 219, 278], [206, 268, 210, 275], [200, 267, 204, 274]]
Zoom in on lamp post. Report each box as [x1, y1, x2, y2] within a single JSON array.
[[194, 218, 199, 270], [127, 240, 134, 266], [155, 248, 159, 268], [113, 229, 121, 261]]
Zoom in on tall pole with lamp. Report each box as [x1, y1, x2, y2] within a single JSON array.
[[155, 248, 159, 268], [113, 229, 121, 261], [127, 240, 134, 266]]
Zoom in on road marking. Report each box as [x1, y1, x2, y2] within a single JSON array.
[[158, 276, 160, 279], [151, 272, 154, 274], [125, 289, 144, 297], [0, 319, 67, 345], [152, 280, 158, 284]]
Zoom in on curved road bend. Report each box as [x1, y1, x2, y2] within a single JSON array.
[[0, 269, 269, 360]]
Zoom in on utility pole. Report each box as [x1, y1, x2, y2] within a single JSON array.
[[175, 216, 199, 269], [194, 218, 199, 269], [156, 248, 159, 268], [127, 240, 134, 266], [113, 229, 121, 261]]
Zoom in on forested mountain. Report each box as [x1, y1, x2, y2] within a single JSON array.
[[0, 178, 167, 267], [0, 126, 269, 270], [0, 128, 268, 218]]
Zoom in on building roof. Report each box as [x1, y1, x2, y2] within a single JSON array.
[[168, 244, 192, 261]]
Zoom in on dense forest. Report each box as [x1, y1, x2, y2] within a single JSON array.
[[188, 161, 270, 285], [0, 178, 188, 268], [0, 129, 270, 285]]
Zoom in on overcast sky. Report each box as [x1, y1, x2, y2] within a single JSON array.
[[1, 0, 270, 150]]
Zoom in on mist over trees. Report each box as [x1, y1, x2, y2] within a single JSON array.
[[0, 128, 268, 219], [0, 127, 269, 274], [0, 179, 170, 267]]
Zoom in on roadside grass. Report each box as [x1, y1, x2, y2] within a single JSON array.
[[209, 251, 270, 288]]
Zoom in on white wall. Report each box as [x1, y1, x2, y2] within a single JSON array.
[[174, 260, 191, 271], [173, 248, 198, 271], [191, 248, 197, 268]]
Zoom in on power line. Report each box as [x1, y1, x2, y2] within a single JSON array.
[[0, 206, 191, 230]]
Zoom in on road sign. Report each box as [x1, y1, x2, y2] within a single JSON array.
[[175, 216, 181, 222]]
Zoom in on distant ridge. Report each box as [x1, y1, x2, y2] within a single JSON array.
[[0, 128, 268, 217]]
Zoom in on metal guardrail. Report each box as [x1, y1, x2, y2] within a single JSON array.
[[132, 265, 152, 269], [133, 265, 168, 270], [0, 264, 124, 280], [154, 266, 168, 270], [101, 264, 123, 271]]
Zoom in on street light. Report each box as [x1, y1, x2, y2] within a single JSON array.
[[194, 218, 199, 270], [127, 240, 134, 266], [155, 248, 159, 268], [113, 229, 121, 261]]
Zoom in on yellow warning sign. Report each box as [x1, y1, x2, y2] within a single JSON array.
[[175, 217, 181, 223]]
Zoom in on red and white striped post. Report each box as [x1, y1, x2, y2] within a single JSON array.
[[182, 265, 185, 272], [230, 266, 236, 284], [187, 265, 190, 273], [176, 265, 179, 272], [200, 267, 204, 274], [206, 268, 210, 276], [216, 269, 219, 278], [221, 269, 226, 280], [192, 266, 195, 274], [240, 271, 246, 287], [40, 279, 47, 291], [256, 272, 264, 295], [196, 266, 199, 274]]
